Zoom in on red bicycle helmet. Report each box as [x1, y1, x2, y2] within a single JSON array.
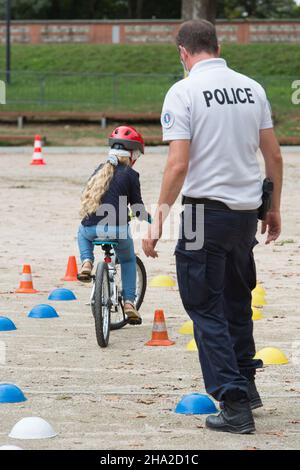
[[109, 126, 144, 154]]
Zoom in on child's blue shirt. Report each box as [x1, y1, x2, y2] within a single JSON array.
[[81, 163, 150, 227]]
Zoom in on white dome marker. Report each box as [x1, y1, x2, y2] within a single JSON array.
[[9, 417, 58, 440]]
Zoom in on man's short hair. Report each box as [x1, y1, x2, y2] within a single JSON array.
[[176, 20, 219, 55]]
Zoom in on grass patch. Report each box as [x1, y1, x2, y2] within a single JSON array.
[[0, 43, 299, 76], [0, 44, 299, 137]]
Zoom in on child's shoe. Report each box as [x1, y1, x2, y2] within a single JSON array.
[[124, 301, 142, 325], [77, 260, 93, 283]]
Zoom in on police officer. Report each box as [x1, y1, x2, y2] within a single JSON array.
[[143, 19, 283, 434]]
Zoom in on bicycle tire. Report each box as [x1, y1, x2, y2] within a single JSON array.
[[135, 255, 147, 310], [94, 262, 111, 348]]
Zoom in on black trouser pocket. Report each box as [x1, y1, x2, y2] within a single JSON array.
[[176, 251, 208, 307]]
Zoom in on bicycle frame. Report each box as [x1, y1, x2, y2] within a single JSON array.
[[90, 239, 147, 340], [90, 244, 121, 312], [106, 251, 120, 311]]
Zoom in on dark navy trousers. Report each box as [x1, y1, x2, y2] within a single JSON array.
[[175, 206, 263, 402]]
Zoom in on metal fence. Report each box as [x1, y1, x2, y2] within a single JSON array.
[[0, 70, 298, 119], [0, 70, 182, 113]]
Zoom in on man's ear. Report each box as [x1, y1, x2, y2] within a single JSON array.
[[179, 45, 188, 59]]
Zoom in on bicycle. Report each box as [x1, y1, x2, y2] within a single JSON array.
[[90, 240, 147, 348]]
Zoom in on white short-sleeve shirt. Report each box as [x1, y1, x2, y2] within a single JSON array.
[[161, 58, 273, 210]]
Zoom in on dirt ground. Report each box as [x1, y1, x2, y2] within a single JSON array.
[[0, 146, 299, 450]]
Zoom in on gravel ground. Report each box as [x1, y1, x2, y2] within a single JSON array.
[[0, 146, 299, 450]]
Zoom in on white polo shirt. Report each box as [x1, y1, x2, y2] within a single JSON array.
[[161, 58, 273, 210]]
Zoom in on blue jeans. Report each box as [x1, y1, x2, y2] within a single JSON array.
[[77, 224, 136, 303]]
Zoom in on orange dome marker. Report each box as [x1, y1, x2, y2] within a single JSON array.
[[30, 135, 46, 166], [62, 256, 78, 281], [145, 309, 175, 347], [16, 265, 38, 294]]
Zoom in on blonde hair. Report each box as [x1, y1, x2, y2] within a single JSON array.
[[80, 156, 130, 218]]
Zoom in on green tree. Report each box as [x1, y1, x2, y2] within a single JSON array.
[[0, 0, 299, 20], [217, 0, 300, 19], [0, 0, 129, 20], [0, 0, 52, 19]]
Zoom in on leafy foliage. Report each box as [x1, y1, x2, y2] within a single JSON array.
[[217, 0, 300, 19], [0, 0, 299, 19]]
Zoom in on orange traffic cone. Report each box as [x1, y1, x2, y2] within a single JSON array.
[[62, 256, 78, 281], [145, 309, 175, 346], [16, 265, 38, 294], [30, 135, 46, 166]]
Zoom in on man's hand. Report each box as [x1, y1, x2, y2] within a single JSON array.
[[142, 220, 162, 258], [261, 211, 281, 244], [142, 237, 159, 258]]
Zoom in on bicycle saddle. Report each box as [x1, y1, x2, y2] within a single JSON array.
[[92, 240, 119, 246]]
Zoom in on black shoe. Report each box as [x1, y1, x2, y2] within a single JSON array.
[[219, 380, 263, 411], [206, 400, 255, 434]]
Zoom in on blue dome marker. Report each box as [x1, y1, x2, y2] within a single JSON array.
[[0, 317, 16, 331], [48, 288, 76, 301], [28, 304, 59, 319], [175, 393, 218, 415], [0, 384, 27, 403]]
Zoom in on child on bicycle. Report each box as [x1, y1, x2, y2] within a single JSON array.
[[77, 126, 150, 325]]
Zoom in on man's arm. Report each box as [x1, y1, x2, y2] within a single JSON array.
[[142, 140, 190, 258], [259, 128, 283, 244]]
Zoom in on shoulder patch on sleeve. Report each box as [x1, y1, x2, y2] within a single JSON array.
[[161, 110, 175, 129]]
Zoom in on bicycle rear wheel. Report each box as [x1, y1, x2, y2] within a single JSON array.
[[110, 255, 147, 330], [94, 262, 111, 347], [135, 255, 147, 310]]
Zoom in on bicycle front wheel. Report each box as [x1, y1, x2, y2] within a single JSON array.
[[94, 262, 111, 348]]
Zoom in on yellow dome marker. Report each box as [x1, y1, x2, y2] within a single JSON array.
[[179, 320, 193, 335], [252, 293, 267, 307], [254, 347, 288, 365], [253, 284, 266, 296], [186, 338, 198, 351], [149, 275, 176, 288], [252, 307, 264, 321]]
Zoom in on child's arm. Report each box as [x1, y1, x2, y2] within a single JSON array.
[[129, 172, 151, 223]]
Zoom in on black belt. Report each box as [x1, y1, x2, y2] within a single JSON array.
[[182, 196, 258, 213]]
